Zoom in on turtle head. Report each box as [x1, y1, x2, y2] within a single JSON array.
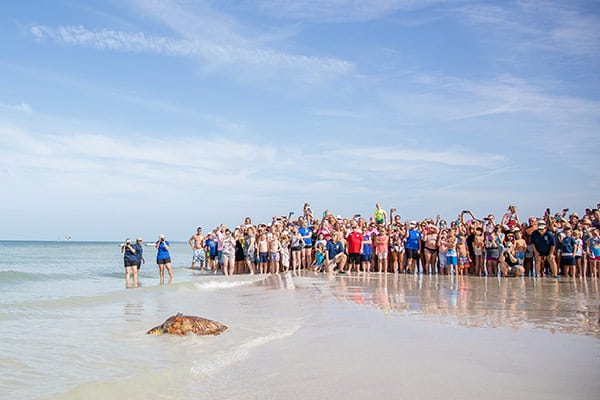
[[146, 325, 166, 335]]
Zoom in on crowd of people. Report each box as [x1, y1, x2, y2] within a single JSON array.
[[180, 202, 600, 280]]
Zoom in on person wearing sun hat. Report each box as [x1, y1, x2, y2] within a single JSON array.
[[530, 220, 559, 278]]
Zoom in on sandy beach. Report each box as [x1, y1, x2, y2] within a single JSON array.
[[39, 272, 600, 400], [1, 241, 598, 400]]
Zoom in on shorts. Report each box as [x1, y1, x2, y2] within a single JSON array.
[[348, 253, 361, 264], [560, 255, 575, 266], [157, 257, 171, 265], [438, 252, 447, 267], [507, 265, 524, 275], [459, 256, 470, 269], [376, 252, 388, 260], [221, 253, 234, 262], [210, 253, 218, 260], [259, 252, 269, 263], [406, 248, 419, 260], [124, 259, 137, 267], [361, 253, 372, 262], [291, 246, 302, 252], [245, 250, 256, 263], [486, 248, 500, 260], [192, 249, 205, 263], [446, 255, 457, 265], [270, 252, 280, 262], [392, 245, 405, 253]]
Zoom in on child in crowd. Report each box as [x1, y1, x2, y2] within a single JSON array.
[[269, 232, 282, 274], [280, 233, 290, 273], [437, 229, 448, 275], [205, 233, 218, 274], [574, 230, 583, 277], [375, 228, 389, 273], [560, 227, 576, 277], [457, 234, 470, 276], [361, 230, 373, 273], [312, 242, 326, 272], [257, 233, 269, 274], [587, 229, 600, 278], [472, 228, 484, 276], [446, 231, 458, 275]]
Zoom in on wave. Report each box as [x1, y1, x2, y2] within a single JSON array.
[[0, 270, 74, 285], [193, 275, 268, 290]]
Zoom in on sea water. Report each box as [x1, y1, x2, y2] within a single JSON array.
[[0, 241, 599, 400]]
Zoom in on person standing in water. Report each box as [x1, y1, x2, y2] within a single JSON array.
[[156, 234, 173, 284], [121, 238, 138, 288], [133, 237, 145, 271], [189, 227, 206, 270]]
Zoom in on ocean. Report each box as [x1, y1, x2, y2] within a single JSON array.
[[1, 241, 599, 399]]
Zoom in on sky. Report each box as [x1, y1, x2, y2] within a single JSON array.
[[1, 0, 599, 241]]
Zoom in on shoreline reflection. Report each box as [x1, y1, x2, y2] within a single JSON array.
[[329, 273, 600, 337]]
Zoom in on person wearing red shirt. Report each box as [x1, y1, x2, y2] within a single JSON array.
[[347, 225, 363, 273]]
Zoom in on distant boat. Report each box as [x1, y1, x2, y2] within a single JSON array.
[[65, 235, 72, 241]]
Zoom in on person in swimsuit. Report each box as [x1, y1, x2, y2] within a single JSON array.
[[457, 234, 470, 275], [189, 227, 206, 270], [422, 225, 438, 274], [244, 226, 257, 275], [257, 232, 269, 274], [269, 232, 282, 274], [373, 203, 387, 226], [485, 229, 501, 277], [472, 228, 484, 276], [389, 224, 405, 274], [290, 226, 303, 273]]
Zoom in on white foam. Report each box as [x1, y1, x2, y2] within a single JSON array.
[[190, 323, 301, 377], [193, 275, 268, 290]]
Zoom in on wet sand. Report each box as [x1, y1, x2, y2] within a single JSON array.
[[309, 272, 600, 337], [234, 272, 600, 400], [17, 269, 600, 400]]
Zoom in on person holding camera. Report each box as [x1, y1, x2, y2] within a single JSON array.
[[121, 238, 138, 288], [155, 234, 173, 284]]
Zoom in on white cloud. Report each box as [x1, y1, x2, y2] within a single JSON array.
[[0, 102, 33, 113], [456, 1, 600, 57], [29, 23, 353, 77], [252, 0, 450, 22]]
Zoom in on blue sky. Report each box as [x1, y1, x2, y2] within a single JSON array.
[[1, 0, 599, 241]]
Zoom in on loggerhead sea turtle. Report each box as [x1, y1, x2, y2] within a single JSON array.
[[146, 313, 228, 336]]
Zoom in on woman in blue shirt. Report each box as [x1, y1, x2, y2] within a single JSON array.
[[155, 234, 173, 284], [121, 238, 138, 288]]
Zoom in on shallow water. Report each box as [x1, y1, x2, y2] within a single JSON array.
[[0, 241, 598, 399]]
